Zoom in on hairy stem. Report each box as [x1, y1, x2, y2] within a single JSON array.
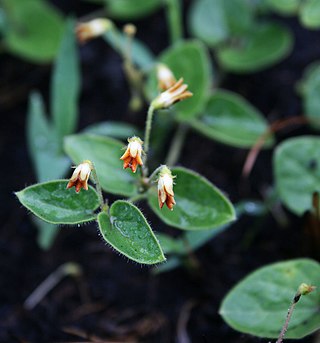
[[143, 105, 156, 176], [91, 166, 106, 212]]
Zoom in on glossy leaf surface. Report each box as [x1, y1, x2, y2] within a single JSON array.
[[148, 167, 236, 230], [51, 19, 80, 144], [191, 90, 273, 148], [217, 23, 293, 73], [27, 92, 69, 182], [274, 136, 320, 215], [98, 202, 165, 264], [220, 259, 320, 339], [3, 0, 63, 62], [16, 180, 100, 224], [64, 134, 139, 196]]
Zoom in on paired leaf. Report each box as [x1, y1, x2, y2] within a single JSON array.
[[27, 92, 69, 182], [16, 180, 100, 224], [83, 121, 139, 140], [300, 0, 320, 29], [191, 90, 273, 148], [217, 23, 293, 73], [220, 259, 320, 339], [148, 167, 236, 230], [64, 134, 139, 196], [3, 0, 64, 62], [147, 40, 212, 120], [274, 136, 320, 216], [98, 201, 165, 264], [105, 0, 162, 20], [51, 19, 80, 145]]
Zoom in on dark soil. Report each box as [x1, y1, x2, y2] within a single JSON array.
[[1, 1, 320, 342]]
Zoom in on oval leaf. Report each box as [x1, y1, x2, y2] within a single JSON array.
[[220, 259, 320, 339], [83, 121, 139, 139], [147, 167, 236, 230], [64, 134, 139, 197], [98, 201, 165, 264], [16, 180, 100, 224], [274, 136, 320, 216], [217, 23, 293, 73], [191, 90, 273, 148], [147, 40, 212, 120], [3, 0, 64, 62], [300, 0, 320, 29]]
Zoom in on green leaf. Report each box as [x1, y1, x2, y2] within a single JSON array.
[[51, 19, 80, 145], [64, 134, 139, 196], [98, 202, 165, 264], [191, 90, 274, 148], [217, 23, 293, 73], [220, 259, 320, 339], [83, 121, 139, 139], [188, 0, 229, 47], [147, 40, 212, 120], [274, 136, 320, 216], [300, 0, 320, 29], [105, 0, 162, 20], [148, 167, 236, 230], [3, 0, 64, 62], [33, 216, 59, 250], [153, 256, 182, 274], [104, 28, 154, 70], [266, 0, 300, 15], [16, 180, 100, 224], [27, 92, 69, 182], [156, 233, 185, 255]]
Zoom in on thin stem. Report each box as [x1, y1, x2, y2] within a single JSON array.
[[165, 0, 183, 44], [91, 166, 106, 212], [148, 165, 164, 182], [143, 104, 156, 175], [165, 123, 189, 166]]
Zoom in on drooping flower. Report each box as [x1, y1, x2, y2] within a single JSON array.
[[120, 136, 144, 173], [67, 160, 93, 193], [157, 64, 176, 91], [76, 18, 112, 43], [152, 78, 193, 110], [158, 166, 176, 210]]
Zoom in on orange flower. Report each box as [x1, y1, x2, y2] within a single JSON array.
[[158, 166, 176, 210], [120, 137, 144, 173], [152, 78, 193, 110], [157, 64, 176, 91], [67, 160, 93, 193], [76, 19, 112, 43]]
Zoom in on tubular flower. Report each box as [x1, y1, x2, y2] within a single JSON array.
[[120, 136, 144, 173], [76, 18, 112, 43], [157, 64, 176, 91], [67, 160, 93, 193], [158, 166, 176, 210], [152, 78, 193, 110]]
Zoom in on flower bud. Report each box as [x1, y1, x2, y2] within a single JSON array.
[[157, 64, 176, 91], [120, 136, 144, 173], [76, 18, 112, 43], [123, 23, 137, 37], [158, 166, 176, 210], [298, 283, 316, 296], [151, 78, 193, 110], [67, 160, 93, 193]]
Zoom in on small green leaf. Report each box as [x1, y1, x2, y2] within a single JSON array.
[[27, 92, 69, 182], [16, 180, 100, 224], [217, 23, 293, 73], [266, 0, 300, 15], [3, 0, 64, 62], [51, 19, 80, 145], [148, 167, 236, 230], [220, 259, 320, 339], [98, 202, 165, 264], [188, 0, 229, 47], [64, 134, 139, 196], [147, 40, 212, 120], [300, 0, 320, 29], [105, 0, 162, 20], [191, 90, 273, 148], [274, 136, 320, 216], [83, 121, 139, 139], [156, 233, 185, 255]]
